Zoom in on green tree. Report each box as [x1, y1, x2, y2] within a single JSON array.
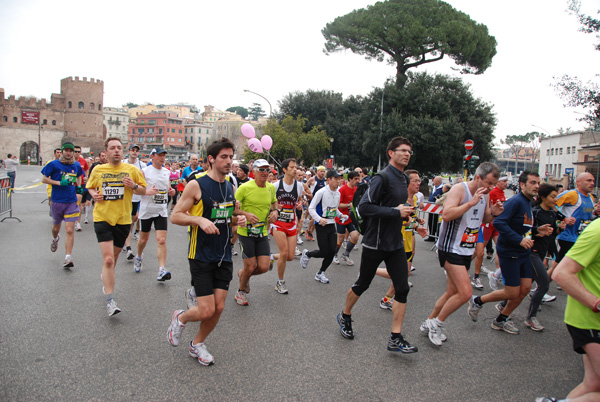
[[248, 103, 266, 121], [226, 106, 249, 119], [242, 116, 329, 167], [554, 1, 600, 125], [123, 102, 138, 108], [322, 0, 497, 88], [501, 132, 541, 172]]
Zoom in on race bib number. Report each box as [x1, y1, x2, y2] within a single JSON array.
[[170, 180, 178, 186], [153, 189, 168, 204], [460, 227, 479, 248], [405, 218, 416, 232], [247, 221, 265, 238], [578, 220, 591, 235], [62, 172, 77, 186], [324, 207, 337, 219], [211, 201, 234, 220], [278, 208, 295, 223], [102, 182, 125, 200]]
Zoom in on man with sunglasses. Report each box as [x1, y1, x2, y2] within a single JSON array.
[[234, 159, 278, 306]]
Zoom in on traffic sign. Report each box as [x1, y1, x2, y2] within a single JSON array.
[[464, 140, 474, 150]]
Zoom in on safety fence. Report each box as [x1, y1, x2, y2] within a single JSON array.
[[416, 202, 443, 249], [0, 175, 21, 222]]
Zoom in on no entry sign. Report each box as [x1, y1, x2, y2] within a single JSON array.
[[464, 140, 474, 150]]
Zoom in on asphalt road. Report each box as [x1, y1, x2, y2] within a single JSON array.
[[0, 166, 583, 402]]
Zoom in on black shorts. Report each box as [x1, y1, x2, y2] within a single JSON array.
[[406, 251, 414, 263], [140, 216, 168, 232], [567, 324, 600, 354], [239, 235, 270, 259], [296, 208, 303, 220], [336, 222, 357, 234], [131, 201, 140, 216], [556, 239, 574, 264], [189, 259, 233, 297], [82, 188, 92, 203], [438, 250, 471, 270], [94, 222, 131, 248]]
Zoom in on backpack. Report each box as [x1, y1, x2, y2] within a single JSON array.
[[349, 172, 389, 235]]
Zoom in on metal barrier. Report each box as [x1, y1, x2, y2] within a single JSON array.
[[417, 202, 442, 250], [0, 175, 21, 222]]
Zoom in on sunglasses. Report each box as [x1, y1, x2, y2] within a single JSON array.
[[256, 167, 270, 172]]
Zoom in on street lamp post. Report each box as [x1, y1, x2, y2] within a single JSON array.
[[329, 137, 334, 157], [243, 89, 272, 118]]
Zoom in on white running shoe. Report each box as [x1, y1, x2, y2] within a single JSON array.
[[185, 288, 198, 309], [235, 290, 249, 306], [84, 217, 89, 224], [542, 294, 557, 303], [63, 256, 74, 269], [471, 277, 484, 290], [314, 271, 330, 284], [300, 249, 310, 269], [189, 341, 214, 366], [275, 280, 288, 294], [426, 319, 444, 346], [50, 235, 60, 252], [332, 256, 340, 265], [340, 255, 354, 266], [156, 268, 172, 281], [132, 231, 140, 241], [488, 272, 500, 291], [167, 310, 186, 346], [134, 256, 143, 273], [106, 299, 121, 316], [295, 247, 301, 256], [296, 236, 303, 245], [75, 222, 82, 232]]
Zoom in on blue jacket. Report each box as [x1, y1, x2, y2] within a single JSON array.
[[494, 192, 535, 258]]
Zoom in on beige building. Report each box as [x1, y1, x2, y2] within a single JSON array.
[[103, 107, 130, 144]]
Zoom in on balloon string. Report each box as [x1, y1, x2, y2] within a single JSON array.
[[266, 150, 281, 168]]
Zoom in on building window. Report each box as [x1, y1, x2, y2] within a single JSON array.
[[178, 138, 182, 142], [90, 102, 95, 110], [159, 128, 163, 134], [98, 104, 102, 111], [13, 117, 17, 123], [558, 164, 562, 176], [3, 116, 7, 122], [572, 146, 576, 154], [68, 101, 72, 109], [52, 120, 56, 125], [560, 148, 563, 155], [78, 101, 84, 109], [179, 129, 182, 134], [567, 147, 570, 154], [43, 119, 47, 125]]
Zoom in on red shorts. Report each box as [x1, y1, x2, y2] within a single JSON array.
[[271, 223, 297, 237], [483, 223, 499, 242]]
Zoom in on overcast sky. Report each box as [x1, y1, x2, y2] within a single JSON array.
[[1, 0, 599, 145]]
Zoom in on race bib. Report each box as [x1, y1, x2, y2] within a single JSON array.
[[278, 208, 295, 223], [102, 182, 125, 200], [247, 221, 265, 238], [324, 207, 337, 219], [62, 172, 77, 185], [405, 218, 416, 232], [153, 189, 168, 204], [578, 220, 591, 235], [170, 180, 178, 186], [460, 227, 479, 248], [211, 201, 234, 220]]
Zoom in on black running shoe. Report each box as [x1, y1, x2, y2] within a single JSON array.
[[337, 312, 354, 339], [387, 334, 418, 353]]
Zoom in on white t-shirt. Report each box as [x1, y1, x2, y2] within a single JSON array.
[[139, 165, 170, 219], [123, 158, 147, 202]]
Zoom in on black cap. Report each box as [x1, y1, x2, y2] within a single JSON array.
[[326, 169, 341, 179], [239, 164, 250, 174]]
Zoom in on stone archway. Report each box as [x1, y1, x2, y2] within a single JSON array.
[[20, 141, 39, 164]]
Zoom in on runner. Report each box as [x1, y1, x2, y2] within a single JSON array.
[[419, 162, 502, 346], [333, 171, 360, 266], [337, 137, 417, 353], [304, 166, 326, 241], [134, 148, 176, 281], [41, 142, 85, 268], [300, 170, 348, 284], [73, 145, 89, 232], [234, 159, 278, 305], [86, 137, 147, 317], [122, 144, 147, 260], [270, 158, 305, 294]]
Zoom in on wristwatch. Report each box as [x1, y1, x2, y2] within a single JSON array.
[[133, 183, 139, 190]]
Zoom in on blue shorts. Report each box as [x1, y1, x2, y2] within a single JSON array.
[[498, 254, 532, 287], [477, 229, 484, 243]]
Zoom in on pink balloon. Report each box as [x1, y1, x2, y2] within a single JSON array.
[[260, 135, 273, 151], [247, 138, 263, 153], [241, 123, 256, 139]]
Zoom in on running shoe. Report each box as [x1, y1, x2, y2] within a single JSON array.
[[314, 271, 330, 284], [471, 276, 484, 290], [294, 247, 301, 257], [63, 256, 74, 269], [410, 265, 416, 272], [185, 288, 197, 309], [231, 245, 238, 256], [275, 280, 288, 294], [495, 302, 505, 313], [156, 268, 171, 281], [189, 341, 214, 366], [420, 319, 447, 342], [340, 255, 354, 266], [126, 250, 135, 261], [467, 296, 482, 322], [134, 256, 142, 273], [84, 217, 89, 224], [235, 290, 249, 306], [426, 319, 444, 346], [167, 309, 185, 346], [133, 230, 140, 241], [106, 299, 121, 317], [237, 269, 250, 293], [480, 266, 493, 275], [300, 249, 310, 269], [337, 312, 354, 339], [50, 235, 60, 252], [380, 298, 393, 310], [332, 256, 340, 265], [269, 255, 275, 271], [297, 236, 303, 245], [488, 272, 500, 291], [341, 239, 348, 249], [525, 317, 545, 332], [305, 231, 314, 241], [75, 222, 82, 232], [556, 285, 562, 290], [486, 251, 493, 259], [408, 281, 413, 288], [387, 334, 418, 353], [542, 294, 557, 303], [491, 318, 520, 334]]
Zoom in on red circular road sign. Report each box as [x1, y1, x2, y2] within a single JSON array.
[[464, 140, 474, 150]]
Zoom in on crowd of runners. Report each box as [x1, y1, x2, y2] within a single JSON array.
[[41, 135, 600, 401]]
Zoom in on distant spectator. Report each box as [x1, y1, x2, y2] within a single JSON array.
[[4, 154, 18, 189]]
